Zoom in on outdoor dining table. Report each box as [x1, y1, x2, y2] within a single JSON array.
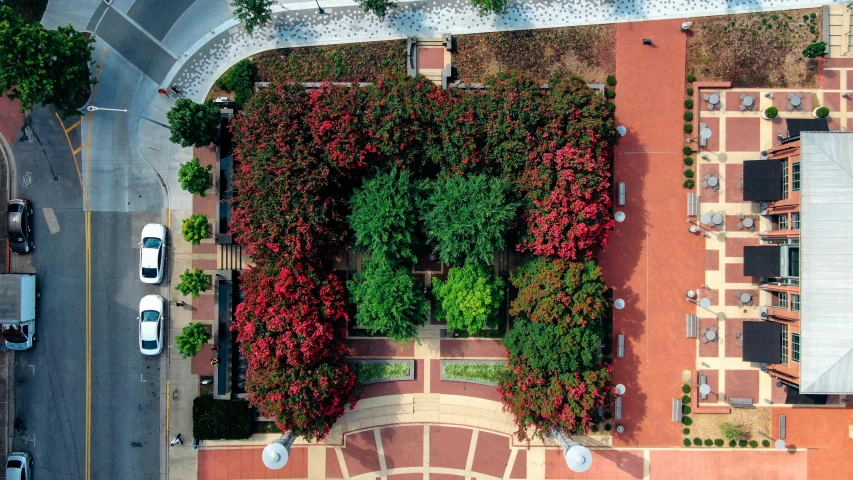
[[741, 293, 752, 303], [708, 176, 719, 187], [709, 94, 720, 105], [743, 217, 754, 228], [743, 96, 754, 107], [700, 213, 713, 225], [706, 330, 717, 341], [791, 95, 801, 107], [712, 214, 723, 225]]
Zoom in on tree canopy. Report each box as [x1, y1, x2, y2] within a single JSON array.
[[432, 263, 505, 335], [355, 0, 398, 20], [349, 169, 419, 264], [231, 0, 275, 34], [167, 98, 221, 148]]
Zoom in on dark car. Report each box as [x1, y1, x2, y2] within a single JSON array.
[[7, 199, 33, 254]]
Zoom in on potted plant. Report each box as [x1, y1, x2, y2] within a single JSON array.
[[813, 106, 830, 119], [761, 106, 779, 120]]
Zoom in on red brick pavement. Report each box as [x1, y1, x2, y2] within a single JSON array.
[[0, 96, 24, 144], [346, 338, 415, 357], [698, 163, 719, 203], [723, 288, 757, 306], [697, 369, 720, 403], [725, 117, 761, 152], [191, 344, 216, 376], [724, 318, 747, 358], [198, 447, 307, 479], [429, 359, 500, 402], [545, 449, 644, 479], [341, 430, 380, 476], [192, 293, 215, 320], [326, 447, 343, 478], [601, 19, 700, 448], [697, 318, 719, 358], [819, 65, 841, 89], [380, 425, 423, 470], [724, 262, 757, 284], [705, 250, 719, 271], [361, 359, 424, 399], [725, 237, 760, 258], [429, 426, 471, 470], [771, 406, 853, 480], [471, 431, 510, 478], [439, 339, 505, 358], [192, 258, 218, 271], [724, 163, 745, 203], [650, 449, 807, 480], [192, 242, 217, 254], [698, 116, 719, 152], [510, 449, 527, 479], [724, 369, 759, 400]]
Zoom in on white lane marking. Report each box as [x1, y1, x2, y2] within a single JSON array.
[[29, 365, 34, 374], [22, 171, 31, 187], [141, 374, 147, 383], [42, 208, 60, 234]]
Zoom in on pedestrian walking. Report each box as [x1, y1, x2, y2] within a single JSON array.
[[170, 433, 183, 446], [157, 88, 169, 97], [211, 345, 219, 352], [210, 356, 220, 366], [170, 85, 181, 95], [174, 301, 186, 307]]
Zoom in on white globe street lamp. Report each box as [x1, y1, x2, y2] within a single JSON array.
[[262, 432, 296, 469], [551, 428, 593, 473]]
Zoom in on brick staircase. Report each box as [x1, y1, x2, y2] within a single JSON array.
[[828, 4, 853, 57], [217, 243, 244, 271]]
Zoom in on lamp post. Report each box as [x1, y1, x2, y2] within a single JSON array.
[[263, 432, 297, 469], [87, 105, 127, 113], [551, 428, 593, 473], [754, 429, 786, 450], [315, 0, 325, 14]]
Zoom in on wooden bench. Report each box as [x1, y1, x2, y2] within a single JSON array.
[[672, 398, 683, 422], [617, 182, 626, 206], [687, 192, 700, 216], [730, 397, 755, 408], [615, 396, 623, 420], [779, 414, 787, 439], [617, 334, 625, 358], [699, 375, 708, 400], [686, 314, 698, 338]]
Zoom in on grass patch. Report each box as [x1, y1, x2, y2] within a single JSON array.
[[252, 42, 406, 83], [443, 362, 507, 384], [353, 362, 411, 383]]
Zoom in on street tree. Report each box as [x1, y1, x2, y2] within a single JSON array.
[[0, 6, 96, 115], [182, 213, 210, 245], [470, 0, 508, 16], [176, 322, 211, 358], [355, 0, 397, 20], [231, 0, 275, 34], [177, 268, 211, 297], [178, 157, 213, 196], [166, 98, 220, 148]]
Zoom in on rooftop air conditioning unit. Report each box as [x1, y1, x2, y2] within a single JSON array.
[[759, 306, 769, 320]]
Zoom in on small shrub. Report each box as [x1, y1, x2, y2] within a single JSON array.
[[443, 363, 507, 384], [802, 41, 827, 58], [682, 416, 692, 426], [762, 439, 771, 448], [693, 437, 702, 446], [684, 157, 694, 166], [591, 425, 599, 433], [606, 74, 617, 86], [687, 73, 696, 83], [738, 440, 747, 448], [683, 179, 695, 189], [684, 169, 694, 178], [815, 106, 830, 118], [604, 424, 612, 431], [684, 111, 694, 121], [177, 157, 212, 196], [682, 384, 691, 394], [729, 440, 737, 447], [721, 422, 743, 441], [683, 428, 690, 435], [715, 439, 725, 447], [175, 322, 211, 358], [685, 99, 694, 109], [683, 146, 693, 155], [764, 106, 779, 119], [749, 440, 758, 448], [687, 87, 694, 96], [177, 268, 211, 298], [683, 438, 692, 447], [684, 123, 694, 134], [605, 88, 616, 99], [193, 396, 252, 440], [682, 394, 691, 403], [682, 405, 692, 415], [704, 439, 713, 446], [604, 411, 613, 420], [182, 213, 210, 245]]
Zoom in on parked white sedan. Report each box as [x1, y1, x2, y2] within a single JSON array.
[[139, 223, 167, 284], [139, 295, 165, 355]]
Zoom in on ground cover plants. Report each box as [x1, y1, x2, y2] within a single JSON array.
[[353, 362, 411, 383], [230, 72, 618, 441], [443, 363, 507, 384]]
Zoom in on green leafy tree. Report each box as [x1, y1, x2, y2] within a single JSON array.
[[503, 319, 602, 374], [348, 258, 428, 342], [349, 170, 419, 264], [355, 0, 397, 20], [231, 0, 275, 34], [176, 322, 211, 358], [432, 264, 505, 335], [214, 59, 258, 106], [182, 213, 210, 245], [0, 6, 96, 114], [802, 41, 827, 58], [167, 98, 220, 148], [421, 175, 519, 266], [177, 268, 211, 297], [721, 423, 744, 441], [470, 0, 508, 16], [178, 157, 213, 196]]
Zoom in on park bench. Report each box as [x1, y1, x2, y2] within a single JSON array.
[[729, 398, 755, 408], [615, 396, 623, 421], [672, 398, 683, 422], [687, 192, 700, 216], [617, 334, 625, 358], [618, 182, 626, 206], [779, 414, 787, 439], [686, 314, 698, 338]]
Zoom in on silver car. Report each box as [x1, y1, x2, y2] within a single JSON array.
[[5, 452, 33, 480], [138, 223, 167, 284], [139, 295, 164, 355], [7, 199, 34, 254]]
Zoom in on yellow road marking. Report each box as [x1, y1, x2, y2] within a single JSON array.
[[72, 142, 89, 155], [84, 46, 107, 480], [85, 211, 92, 480], [54, 112, 86, 204], [64, 117, 84, 132]]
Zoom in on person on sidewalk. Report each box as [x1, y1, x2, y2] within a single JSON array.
[[170, 433, 183, 446], [210, 356, 220, 367], [170, 85, 181, 95], [174, 301, 185, 307], [158, 88, 169, 97]]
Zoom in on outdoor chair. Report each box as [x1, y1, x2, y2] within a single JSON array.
[[748, 225, 756, 232], [737, 181, 744, 190], [738, 213, 745, 220], [734, 331, 741, 338], [736, 340, 743, 348], [701, 181, 709, 188], [701, 337, 709, 344], [707, 104, 714, 111], [787, 103, 795, 111], [737, 301, 744, 308], [738, 104, 746, 111], [704, 94, 711, 101], [701, 328, 708, 334], [736, 222, 743, 230], [710, 326, 718, 333], [788, 92, 794, 99], [712, 184, 720, 192], [704, 173, 711, 180], [716, 223, 723, 231], [739, 93, 746, 99], [735, 289, 742, 297]]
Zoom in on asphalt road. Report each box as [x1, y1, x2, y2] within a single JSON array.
[[9, 106, 165, 479]]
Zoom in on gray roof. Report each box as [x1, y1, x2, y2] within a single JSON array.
[[799, 132, 853, 394]]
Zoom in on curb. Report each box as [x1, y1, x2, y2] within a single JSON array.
[[0, 132, 15, 202]]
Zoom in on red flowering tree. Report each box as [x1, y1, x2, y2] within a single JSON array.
[[497, 358, 613, 441], [518, 145, 614, 261], [246, 359, 360, 442]]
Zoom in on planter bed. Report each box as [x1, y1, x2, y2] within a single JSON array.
[[347, 359, 415, 385], [440, 360, 507, 386]]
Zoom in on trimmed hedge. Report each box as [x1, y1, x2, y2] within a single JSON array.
[[684, 157, 694, 166], [684, 169, 694, 179], [749, 440, 758, 448], [606, 75, 617, 87], [605, 88, 616, 99], [193, 396, 252, 440], [443, 362, 507, 384], [693, 437, 702, 446], [684, 123, 694, 134], [354, 363, 411, 383], [683, 427, 690, 435], [729, 440, 737, 447], [683, 438, 692, 446], [683, 146, 693, 155], [704, 439, 713, 446], [684, 111, 694, 121], [683, 179, 695, 189], [687, 87, 694, 96], [682, 394, 691, 403], [687, 73, 696, 83], [738, 440, 748, 448], [715, 439, 724, 447], [762, 439, 771, 448], [685, 99, 694, 109], [682, 416, 693, 426]]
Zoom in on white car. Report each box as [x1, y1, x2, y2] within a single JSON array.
[[5, 452, 32, 480], [139, 223, 167, 284], [139, 295, 165, 355]]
